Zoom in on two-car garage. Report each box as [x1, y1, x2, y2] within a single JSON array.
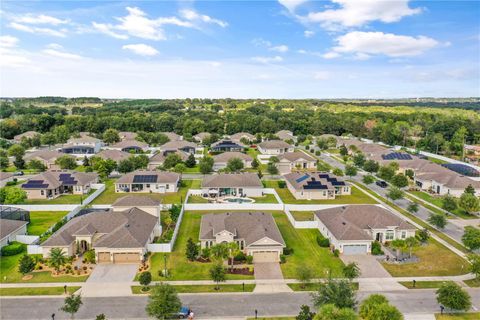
[[252, 250, 281, 263], [97, 251, 142, 263], [342, 244, 369, 255]]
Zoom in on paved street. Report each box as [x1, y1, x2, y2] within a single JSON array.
[[2, 289, 479, 319]]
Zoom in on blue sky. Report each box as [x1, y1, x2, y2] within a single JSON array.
[[0, 0, 479, 98]]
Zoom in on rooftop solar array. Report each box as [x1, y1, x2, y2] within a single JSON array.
[[303, 180, 329, 190], [133, 175, 158, 183], [22, 180, 50, 189], [442, 163, 480, 177], [382, 152, 413, 160], [59, 173, 78, 185]]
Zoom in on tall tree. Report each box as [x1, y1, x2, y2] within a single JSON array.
[[436, 282, 471, 312], [312, 279, 356, 309], [146, 284, 182, 320]]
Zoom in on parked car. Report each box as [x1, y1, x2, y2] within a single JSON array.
[[168, 306, 190, 319], [376, 180, 388, 188], [13, 171, 24, 176]]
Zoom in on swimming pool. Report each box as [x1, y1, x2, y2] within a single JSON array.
[[222, 197, 255, 203]]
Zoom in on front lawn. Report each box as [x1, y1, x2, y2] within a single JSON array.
[[264, 181, 377, 205], [399, 280, 448, 289], [272, 212, 344, 279], [288, 282, 358, 291], [131, 284, 255, 294], [435, 314, 480, 320], [187, 195, 209, 203], [25, 189, 96, 205], [289, 211, 315, 221], [409, 191, 474, 219], [91, 179, 201, 204], [27, 211, 69, 235], [381, 239, 470, 277], [0, 286, 81, 296], [251, 193, 278, 203]]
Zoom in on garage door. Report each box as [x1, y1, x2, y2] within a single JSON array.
[[97, 252, 111, 263], [113, 253, 140, 263], [342, 245, 368, 255], [253, 251, 279, 263]]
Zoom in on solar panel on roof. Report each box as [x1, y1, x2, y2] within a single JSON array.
[[133, 175, 158, 183], [304, 180, 328, 190], [22, 180, 49, 189], [295, 174, 310, 183], [442, 163, 479, 177], [382, 152, 412, 160]]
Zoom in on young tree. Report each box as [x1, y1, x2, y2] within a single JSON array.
[[407, 202, 419, 214], [317, 138, 329, 150], [295, 265, 314, 289], [173, 163, 187, 176], [117, 158, 134, 173], [362, 175, 375, 185], [459, 192, 479, 214], [386, 187, 404, 202], [132, 154, 149, 169], [199, 156, 214, 174], [332, 168, 344, 177], [18, 254, 35, 275], [251, 158, 259, 169], [339, 145, 348, 157], [27, 159, 47, 172], [1, 187, 27, 204], [359, 294, 388, 319], [139, 271, 152, 291], [418, 228, 430, 243], [60, 293, 83, 320], [462, 226, 480, 251], [185, 238, 199, 261], [226, 157, 244, 172], [428, 214, 447, 229], [82, 156, 90, 167], [8, 144, 25, 169], [312, 279, 356, 309], [209, 263, 226, 290], [442, 195, 458, 212], [363, 160, 379, 173], [163, 153, 183, 169], [146, 284, 182, 320], [352, 153, 365, 167], [95, 314, 106, 320], [314, 304, 358, 320], [391, 174, 409, 188], [296, 305, 315, 320], [185, 153, 196, 168], [404, 236, 420, 258], [49, 248, 67, 273], [467, 254, 480, 280], [103, 128, 120, 144], [267, 162, 279, 175], [0, 149, 9, 169], [55, 155, 77, 170], [344, 165, 357, 178], [464, 185, 476, 195], [342, 262, 360, 280], [210, 243, 228, 261], [359, 294, 402, 320], [436, 282, 471, 312], [378, 165, 395, 181]]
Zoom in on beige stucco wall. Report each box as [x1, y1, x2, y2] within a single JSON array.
[[115, 182, 178, 194]]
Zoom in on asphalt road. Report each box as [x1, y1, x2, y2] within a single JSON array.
[[2, 289, 479, 319]]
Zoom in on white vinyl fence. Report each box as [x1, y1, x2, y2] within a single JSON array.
[[16, 235, 39, 245], [147, 205, 185, 253], [7, 204, 79, 211]]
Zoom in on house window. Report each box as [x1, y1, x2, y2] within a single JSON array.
[[323, 191, 326, 196], [166, 184, 169, 190], [41, 190, 44, 195], [401, 231, 406, 239], [146, 184, 150, 188], [386, 231, 394, 240]]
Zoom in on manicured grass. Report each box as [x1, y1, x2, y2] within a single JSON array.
[[464, 278, 480, 287], [251, 193, 278, 203], [399, 280, 449, 289], [288, 282, 358, 291], [145, 211, 255, 281], [25, 189, 95, 205], [289, 211, 315, 221], [187, 195, 209, 203], [247, 318, 295, 320], [272, 212, 344, 279], [27, 211, 69, 235], [435, 313, 480, 320], [409, 191, 474, 219], [183, 166, 200, 173], [91, 179, 201, 204], [381, 239, 470, 277], [0, 286, 81, 296], [264, 180, 377, 205], [427, 157, 449, 165], [131, 284, 255, 294]]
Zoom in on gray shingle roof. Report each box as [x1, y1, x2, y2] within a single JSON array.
[[113, 195, 161, 207], [160, 132, 181, 141], [0, 172, 14, 181], [284, 172, 346, 191], [278, 151, 316, 162], [230, 132, 255, 141], [111, 140, 148, 149], [22, 171, 98, 190], [276, 130, 294, 141], [202, 173, 262, 188], [160, 140, 197, 151], [200, 212, 285, 246], [119, 132, 138, 140], [0, 219, 27, 240], [96, 149, 132, 162], [13, 131, 39, 141], [24, 150, 63, 162], [149, 151, 189, 164], [116, 170, 180, 184], [259, 140, 292, 149], [67, 136, 101, 144], [213, 152, 253, 163]]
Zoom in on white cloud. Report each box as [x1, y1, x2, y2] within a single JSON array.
[[304, 30, 315, 38], [122, 44, 159, 56], [42, 44, 83, 59], [330, 31, 439, 58], [14, 14, 68, 25], [278, 0, 308, 13], [251, 56, 283, 63], [313, 71, 330, 80], [9, 22, 67, 37], [0, 35, 19, 48], [92, 22, 128, 40], [322, 51, 340, 59], [299, 0, 422, 30], [179, 9, 228, 28], [270, 45, 289, 53], [0, 37, 30, 68]]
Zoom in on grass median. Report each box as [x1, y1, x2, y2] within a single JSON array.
[[131, 284, 255, 294], [0, 286, 81, 296]]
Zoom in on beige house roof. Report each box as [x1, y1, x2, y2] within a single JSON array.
[[200, 212, 285, 247], [149, 151, 189, 165], [230, 132, 255, 142], [42, 207, 157, 249], [213, 152, 253, 163], [0, 219, 27, 240], [116, 170, 180, 184], [25, 150, 63, 162], [113, 195, 161, 207], [119, 132, 138, 140], [202, 172, 262, 188], [276, 130, 294, 141], [160, 132, 181, 141], [315, 205, 415, 241], [22, 171, 98, 190], [111, 140, 148, 149], [13, 131, 39, 141], [96, 150, 132, 162], [67, 136, 101, 144], [258, 140, 292, 149], [160, 140, 197, 151], [278, 151, 316, 162], [356, 143, 388, 154], [193, 132, 211, 141], [415, 169, 480, 189]]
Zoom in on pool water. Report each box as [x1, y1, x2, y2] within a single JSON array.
[[223, 197, 254, 203]]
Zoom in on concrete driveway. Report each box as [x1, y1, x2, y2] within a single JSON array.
[[340, 254, 391, 278], [87, 264, 138, 283], [254, 262, 284, 280]]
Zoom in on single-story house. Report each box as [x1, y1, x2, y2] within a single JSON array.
[[200, 212, 286, 262], [160, 132, 182, 141], [314, 205, 416, 255], [277, 151, 317, 174], [414, 169, 480, 197], [13, 131, 40, 143], [0, 218, 28, 249], [24, 150, 65, 169], [275, 130, 296, 142], [61, 136, 102, 155], [115, 170, 180, 193], [211, 140, 246, 153], [201, 172, 263, 197], [284, 172, 350, 200], [213, 152, 253, 171], [110, 140, 148, 153], [0, 172, 14, 188], [118, 132, 138, 141], [160, 140, 197, 154], [355, 143, 388, 156], [258, 140, 294, 156], [112, 195, 161, 217], [229, 132, 255, 144], [193, 132, 211, 143], [22, 171, 99, 200], [41, 196, 161, 263], [147, 151, 189, 170], [95, 149, 132, 163]]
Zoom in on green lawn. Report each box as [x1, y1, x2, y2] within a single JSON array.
[[183, 166, 200, 173], [399, 280, 449, 289], [27, 211, 69, 235], [247, 318, 295, 320], [25, 189, 96, 205], [435, 314, 480, 320], [381, 239, 470, 277], [145, 211, 255, 281], [289, 211, 315, 221], [264, 180, 377, 205], [187, 195, 209, 203], [464, 278, 480, 287], [288, 282, 358, 291], [251, 193, 278, 203], [409, 191, 474, 219], [131, 284, 255, 294], [272, 212, 344, 279], [91, 179, 201, 204], [0, 286, 81, 296]]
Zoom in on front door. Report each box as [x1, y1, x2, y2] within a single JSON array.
[[376, 233, 383, 242]]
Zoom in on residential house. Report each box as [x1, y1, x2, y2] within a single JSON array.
[[275, 130, 296, 142], [41, 196, 161, 263], [13, 131, 40, 143], [112, 195, 161, 217], [24, 150, 65, 169], [314, 205, 415, 255], [258, 140, 294, 156], [284, 172, 350, 200], [160, 140, 198, 155], [201, 172, 263, 197], [60, 136, 102, 155], [230, 132, 255, 144], [111, 140, 148, 153], [95, 149, 132, 163], [213, 152, 253, 171], [115, 170, 180, 193], [193, 132, 211, 143], [0, 172, 14, 188], [355, 143, 388, 156], [1, 219, 28, 249], [118, 132, 138, 141], [200, 212, 286, 262], [147, 151, 189, 170], [22, 171, 99, 200], [277, 151, 317, 174], [160, 132, 182, 141], [414, 169, 480, 197], [210, 139, 246, 153]]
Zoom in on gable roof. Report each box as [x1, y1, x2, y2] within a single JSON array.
[[284, 172, 347, 191], [160, 132, 181, 141], [116, 170, 180, 184], [22, 171, 98, 190], [200, 212, 285, 246], [258, 140, 292, 149], [193, 132, 211, 141], [67, 136, 101, 144], [118, 132, 138, 140], [276, 130, 294, 141], [211, 139, 246, 149], [315, 205, 415, 241], [213, 152, 253, 163], [111, 140, 148, 149], [24, 150, 63, 162], [230, 132, 255, 141], [96, 149, 132, 162], [149, 151, 189, 164], [113, 195, 161, 207], [13, 131, 39, 141], [202, 172, 262, 188], [0, 219, 27, 240], [160, 140, 197, 151], [278, 151, 316, 162], [0, 172, 14, 181]]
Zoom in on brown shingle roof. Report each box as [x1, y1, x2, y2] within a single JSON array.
[[24, 150, 63, 162], [160, 132, 181, 141], [111, 140, 148, 149], [230, 132, 255, 141], [160, 140, 197, 151], [96, 149, 132, 162], [0, 219, 27, 240], [202, 173, 262, 188], [113, 195, 161, 207], [22, 171, 98, 190], [278, 151, 316, 162], [213, 152, 253, 163], [258, 140, 292, 149], [13, 131, 39, 141], [149, 151, 189, 165], [116, 170, 180, 184], [276, 130, 294, 141]]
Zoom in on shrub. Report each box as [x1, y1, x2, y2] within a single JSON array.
[[280, 254, 286, 263], [234, 251, 246, 261], [333, 249, 340, 257], [278, 180, 286, 188], [315, 150, 320, 156], [362, 175, 375, 185], [371, 241, 384, 255], [246, 255, 253, 264], [83, 250, 96, 264], [316, 235, 330, 247], [283, 247, 294, 255], [1, 241, 26, 256]]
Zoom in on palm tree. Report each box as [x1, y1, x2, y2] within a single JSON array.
[[49, 248, 67, 273], [226, 242, 239, 269], [210, 243, 228, 261]]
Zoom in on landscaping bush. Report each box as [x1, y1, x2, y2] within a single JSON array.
[[315, 150, 320, 156], [333, 249, 340, 257], [234, 251, 246, 261], [278, 181, 286, 188], [316, 235, 330, 247], [283, 247, 294, 255], [83, 250, 96, 264], [5, 180, 17, 186], [371, 241, 384, 255], [246, 255, 253, 264], [1, 241, 26, 256], [280, 254, 286, 264]]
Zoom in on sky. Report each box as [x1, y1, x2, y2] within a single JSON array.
[[0, 0, 479, 99]]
